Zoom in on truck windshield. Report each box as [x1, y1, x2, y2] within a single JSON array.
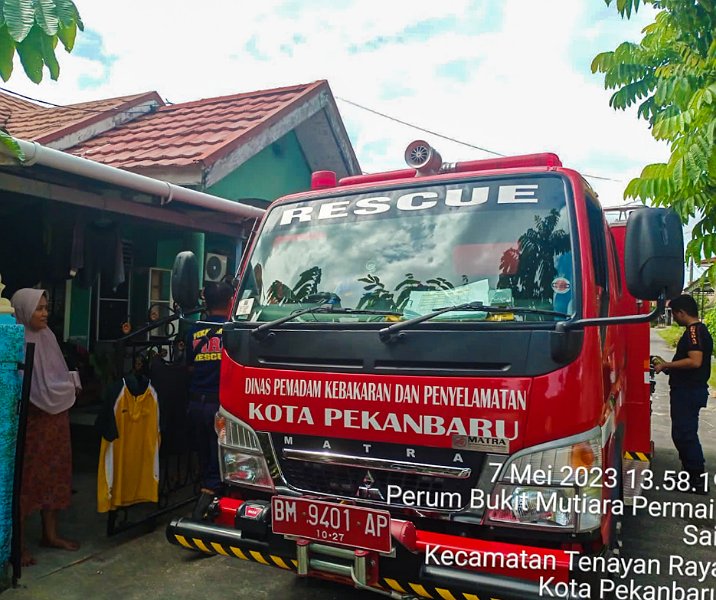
[[235, 175, 574, 323]]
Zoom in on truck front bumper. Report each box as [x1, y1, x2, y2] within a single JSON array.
[[167, 495, 580, 600]]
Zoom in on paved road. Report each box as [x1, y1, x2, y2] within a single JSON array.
[[5, 329, 715, 599]]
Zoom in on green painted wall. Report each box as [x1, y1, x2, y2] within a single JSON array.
[[207, 131, 311, 203], [156, 239, 184, 271], [67, 282, 91, 346], [188, 233, 205, 283]]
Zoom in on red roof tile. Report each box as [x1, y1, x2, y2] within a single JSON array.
[[67, 81, 327, 170], [0, 90, 164, 144]]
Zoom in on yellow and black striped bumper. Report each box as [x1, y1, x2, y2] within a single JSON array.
[[171, 531, 298, 570], [378, 578, 502, 599], [169, 530, 505, 600], [169, 532, 499, 600], [623, 450, 650, 462], [167, 517, 559, 600]]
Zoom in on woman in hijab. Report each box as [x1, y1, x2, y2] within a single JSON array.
[[11, 289, 80, 566]]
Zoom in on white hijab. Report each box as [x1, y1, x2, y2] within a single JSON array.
[[11, 288, 76, 414]]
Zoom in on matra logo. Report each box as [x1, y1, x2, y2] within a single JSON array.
[[453, 434, 510, 454], [279, 183, 540, 226]]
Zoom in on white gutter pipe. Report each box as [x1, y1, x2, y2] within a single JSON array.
[[2, 138, 266, 220]]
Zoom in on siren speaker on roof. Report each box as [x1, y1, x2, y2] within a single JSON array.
[[404, 140, 442, 175]]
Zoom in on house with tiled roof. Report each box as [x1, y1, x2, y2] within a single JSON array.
[[67, 82, 358, 194], [0, 90, 163, 148], [0, 80, 360, 356]]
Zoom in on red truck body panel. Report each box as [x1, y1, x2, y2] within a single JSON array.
[[610, 219, 653, 456], [169, 151, 657, 600]]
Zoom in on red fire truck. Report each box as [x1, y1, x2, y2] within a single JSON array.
[[167, 141, 683, 599]]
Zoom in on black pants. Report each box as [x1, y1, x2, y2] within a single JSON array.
[[669, 386, 708, 471], [188, 392, 221, 491]]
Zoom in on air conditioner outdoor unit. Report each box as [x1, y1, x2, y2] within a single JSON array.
[[204, 253, 228, 282]]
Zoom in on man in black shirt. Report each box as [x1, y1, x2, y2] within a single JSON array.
[[187, 281, 234, 517], [655, 294, 712, 494]]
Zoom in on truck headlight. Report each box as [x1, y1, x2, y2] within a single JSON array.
[[215, 408, 274, 491], [485, 428, 604, 532], [487, 485, 576, 528], [221, 449, 274, 488], [501, 433, 602, 486]]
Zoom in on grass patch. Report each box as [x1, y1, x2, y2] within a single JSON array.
[[657, 325, 682, 348], [657, 325, 716, 389]]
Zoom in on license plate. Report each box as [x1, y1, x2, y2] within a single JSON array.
[[271, 496, 392, 553]]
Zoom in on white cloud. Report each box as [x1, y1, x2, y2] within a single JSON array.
[[4, 0, 669, 205]]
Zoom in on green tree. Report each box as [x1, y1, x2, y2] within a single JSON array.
[[0, 0, 84, 157], [499, 208, 571, 303], [591, 0, 715, 274]]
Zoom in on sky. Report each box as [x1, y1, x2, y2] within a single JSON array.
[[4, 0, 670, 208]]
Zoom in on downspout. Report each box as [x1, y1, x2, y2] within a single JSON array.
[[1, 138, 265, 220]]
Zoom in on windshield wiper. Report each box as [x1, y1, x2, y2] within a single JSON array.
[[319, 307, 403, 316], [252, 305, 402, 340], [378, 302, 570, 342]]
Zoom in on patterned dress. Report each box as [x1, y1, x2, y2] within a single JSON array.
[[20, 404, 72, 517]]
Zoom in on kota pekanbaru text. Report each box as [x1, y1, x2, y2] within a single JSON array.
[[539, 578, 714, 599]]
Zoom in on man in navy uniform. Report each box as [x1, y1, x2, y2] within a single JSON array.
[[187, 281, 234, 516], [655, 294, 712, 495]]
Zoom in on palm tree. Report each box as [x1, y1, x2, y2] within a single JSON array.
[[499, 208, 571, 304]]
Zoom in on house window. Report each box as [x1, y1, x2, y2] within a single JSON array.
[[96, 241, 133, 341]]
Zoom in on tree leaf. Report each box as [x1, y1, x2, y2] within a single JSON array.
[[53, 0, 81, 29], [0, 25, 15, 80], [3, 0, 35, 42], [0, 130, 24, 160], [15, 24, 44, 82], [672, 157, 685, 190], [32, 0, 58, 36], [637, 96, 656, 120], [56, 19, 74, 51], [609, 78, 653, 109], [684, 147, 700, 182], [39, 26, 58, 79], [591, 51, 614, 74]]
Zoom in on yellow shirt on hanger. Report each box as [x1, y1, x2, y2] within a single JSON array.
[[97, 379, 160, 513]]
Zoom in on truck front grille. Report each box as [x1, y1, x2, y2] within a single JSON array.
[[278, 459, 479, 510]]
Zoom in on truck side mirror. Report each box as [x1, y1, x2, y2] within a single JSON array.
[[625, 208, 684, 300], [171, 251, 201, 312]]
